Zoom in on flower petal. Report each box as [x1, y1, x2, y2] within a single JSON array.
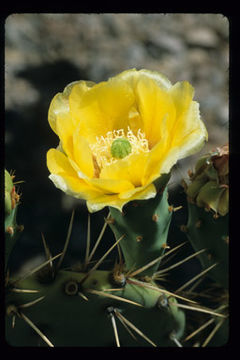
[[118, 182, 156, 200], [116, 68, 172, 91], [87, 194, 127, 213], [100, 153, 149, 187], [168, 81, 194, 118], [69, 78, 135, 143], [169, 101, 208, 158], [68, 80, 95, 121], [143, 101, 208, 185], [96, 77, 135, 119], [47, 148, 77, 177], [86, 182, 156, 213], [85, 177, 134, 195], [72, 131, 95, 178], [55, 113, 75, 158], [49, 174, 101, 200], [47, 149, 101, 199], [48, 81, 86, 135], [135, 76, 176, 148]]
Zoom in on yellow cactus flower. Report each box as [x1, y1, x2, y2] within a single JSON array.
[[46, 69, 208, 212]]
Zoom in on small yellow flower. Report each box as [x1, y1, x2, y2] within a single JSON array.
[[46, 69, 208, 212]]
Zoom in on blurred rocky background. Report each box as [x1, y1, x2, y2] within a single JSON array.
[[5, 14, 229, 279]]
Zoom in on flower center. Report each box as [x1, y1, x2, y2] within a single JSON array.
[[90, 127, 149, 171], [111, 138, 132, 159]]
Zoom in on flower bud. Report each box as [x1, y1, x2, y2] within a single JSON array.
[[186, 172, 208, 200], [196, 180, 226, 213], [186, 145, 229, 216]]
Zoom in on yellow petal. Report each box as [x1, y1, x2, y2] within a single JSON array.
[[100, 153, 149, 187], [95, 77, 135, 119], [169, 101, 208, 158], [116, 68, 172, 91], [143, 100, 208, 185], [47, 149, 101, 199], [49, 174, 101, 200], [68, 80, 95, 122], [55, 113, 75, 158], [127, 106, 145, 136], [87, 194, 128, 213], [85, 177, 134, 195], [168, 81, 194, 118], [86, 182, 156, 213], [72, 131, 94, 178], [47, 148, 77, 177], [135, 76, 176, 148], [69, 78, 135, 143], [118, 182, 156, 200], [48, 81, 85, 135], [143, 141, 171, 185]]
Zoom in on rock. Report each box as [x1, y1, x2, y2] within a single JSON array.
[[185, 27, 219, 48]]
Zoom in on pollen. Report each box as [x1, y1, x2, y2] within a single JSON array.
[[90, 126, 149, 169]]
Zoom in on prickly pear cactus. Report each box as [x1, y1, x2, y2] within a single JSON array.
[[5, 206, 186, 347], [5, 66, 228, 347], [6, 267, 185, 347]]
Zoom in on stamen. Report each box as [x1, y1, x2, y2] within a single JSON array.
[[89, 126, 149, 170]]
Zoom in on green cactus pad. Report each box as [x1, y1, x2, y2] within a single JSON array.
[[108, 186, 172, 277], [186, 203, 229, 289], [5, 269, 185, 347]]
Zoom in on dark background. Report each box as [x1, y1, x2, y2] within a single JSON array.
[[5, 14, 228, 285]]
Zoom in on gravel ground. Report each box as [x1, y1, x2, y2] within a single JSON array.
[[4, 13, 229, 271]]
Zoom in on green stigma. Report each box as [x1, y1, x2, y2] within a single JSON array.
[[111, 138, 132, 159]]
